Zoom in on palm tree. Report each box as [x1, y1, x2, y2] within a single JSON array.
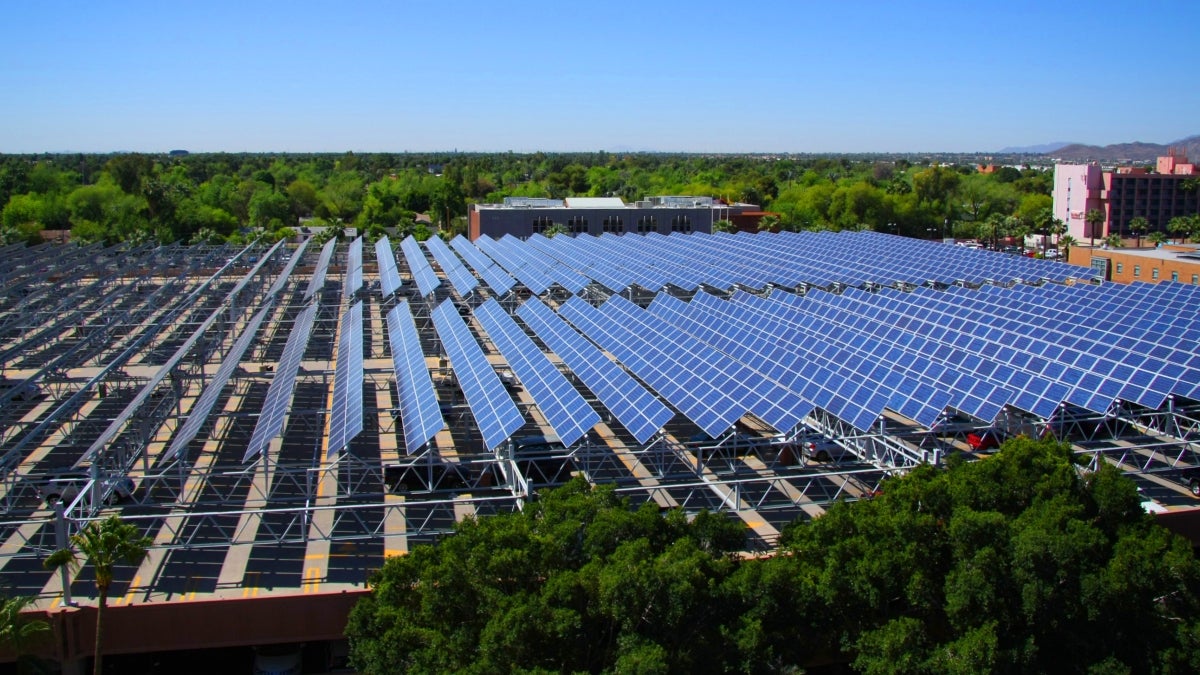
[[1085, 208, 1105, 248], [1058, 234, 1078, 262], [44, 516, 151, 675], [1128, 216, 1149, 248], [755, 215, 780, 233], [712, 219, 735, 233], [1103, 234, 1124, 249], [0, 595, 50, 673], [1168, 216, 1192, 244], [1147, 231, 1166, 248]]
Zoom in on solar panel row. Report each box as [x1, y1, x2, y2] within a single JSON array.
[[385, 301, 445, 453], [449, 235, 516, 296], [424, 235, 479, 297], [375, 236, 403, 297], [327, 300, 365, 456], [243, 303, 318, 462], [515, 298, 674, 444], [401, 235, 441, 297], [305, 238, 337, 301], [430, 300, 525, 451], [474, 299, 599, 447], [344, 236, 364, 299]]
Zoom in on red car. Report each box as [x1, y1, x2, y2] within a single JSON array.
[[966, 430, 1002, 451]]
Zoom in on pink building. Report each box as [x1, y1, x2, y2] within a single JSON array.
[[1052, 163, 1104, 241], [1053, 151, 1200, 244]]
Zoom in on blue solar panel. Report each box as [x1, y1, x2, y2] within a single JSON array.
[[425, 235, 480, 297], [167, 302, 271, 461], [449, 235, 516, 296], [305, 238, 336, 300], [475, 299, 599, 446], [327, 300, 365, 455], [386, 301, 444, 452], [344, 236, 363, 298], [244, 303, 318, 462], [401, 235, 442, 296], [430, 300, 525, 451], [516, 298, 674, 443], [375, 236, 402, 297]]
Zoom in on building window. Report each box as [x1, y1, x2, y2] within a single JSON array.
[[1133, 265, 1140, 277], [637, 216, 657, 233], [532, 216, 553, 234], [602, 217, 624, 233], [670, 215, 692, 232], [1171, 271, 1179, 282], [566, 216, 588, 234], [1193, 274, 1198, 284], [1152, 268, 1159, 280], [1116, 263, 1123, 274]]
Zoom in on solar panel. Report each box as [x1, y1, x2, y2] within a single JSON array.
[[243, 303, 318, 462], [386, 301, 445, 452], [267, 239, 309, 299], [474, 299, 599, 446], [449, 235, 516, 296], [430, 300, 524, 451], [305, 238, 336, 300], [425, 235, 479, 297], [401, 235, 441, 296], [344, 236, 363, 299], [375, 236, 403, 297], [327, 300, 365, 456], [516, 298, 674, 444], [165, 302, 272, 461]]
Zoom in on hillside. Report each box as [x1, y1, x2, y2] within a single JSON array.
[[1045, 134, 1200, 163]]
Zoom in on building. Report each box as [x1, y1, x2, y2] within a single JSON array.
[[1054, 150, 1199, 242], [1067, 242, 1200, 285], [468, 196, 765, 241]]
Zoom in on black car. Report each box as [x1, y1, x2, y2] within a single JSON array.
[[1176, 467, 1200, 498]]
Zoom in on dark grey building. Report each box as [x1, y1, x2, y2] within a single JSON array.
[[469, 196, 760, 240]]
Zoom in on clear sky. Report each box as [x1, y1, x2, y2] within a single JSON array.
[[1, 0, 1196, 154]]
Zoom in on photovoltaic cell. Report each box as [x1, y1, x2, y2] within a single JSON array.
[[386, 301, 445, 452], [164, 302, 272, 461], [517, 298, 674, 443], [243, 303, 318, 462], [450, 235, 516, 295], [327, 300, 365, 455], [425, 235, 479, 297], [430, 300, 524, 451], [474, 299, 599, 446]]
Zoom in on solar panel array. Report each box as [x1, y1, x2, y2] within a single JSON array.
[[305, 238, 336, 300], [327, 300, 365, 455], [401, 235, 441, 297], [516, 298, 674, 444], [267, 239, 308, 299], [497, 230, 1096, 296], [375, 236, 402, 297], [385, 301, 445, 452], [243, 303, 318, 462], [430, 300, 525, 451], [450, 235, 516, 296], [165, 303, 272, 461], [474, 299, 599, 447], [424, 235, 479, 297], [344, 236, 363, 299]]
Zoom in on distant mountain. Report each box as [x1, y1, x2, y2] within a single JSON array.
[[1044, 135, 1200, 163], [997, 142, 1074, 154]]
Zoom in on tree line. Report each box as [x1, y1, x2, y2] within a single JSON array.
[[0, 152, 1064, 246], [346, 438, 1200, 674]]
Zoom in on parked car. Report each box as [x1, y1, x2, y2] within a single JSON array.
[[1174, 466, 1200, 498], [966, 429, 1003, 451], [37, 468, 135, 506]]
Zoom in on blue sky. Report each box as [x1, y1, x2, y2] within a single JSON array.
[[1, 0, 1196, 153]]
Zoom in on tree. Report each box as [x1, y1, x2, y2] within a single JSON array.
[[44, 515, 151, 675], [0, 595, 50, 673], [1085, 208, 1105, 247], [1168, 215, 1193, 244], [1147, 231, 1166, 248], [346, 479, 744, 673], [1128, 216, 1149, 248], [1058, 234, 1078, 262], [544, 222, 567, 238], [1103, 233, 1124, 249], [712, 219, 734, 233]]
